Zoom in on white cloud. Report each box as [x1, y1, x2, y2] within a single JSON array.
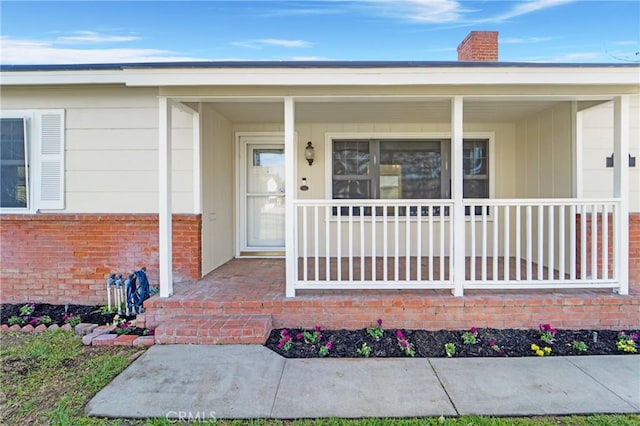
[[485, 0, 576, 23], [0, 36, 205, 65], [232, 39, 312, 49], [501, 36, 558, 44], [56, 31, 139, 44]]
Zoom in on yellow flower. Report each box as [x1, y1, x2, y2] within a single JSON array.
[[544, 347, 552, 354], [536, 349, 545, 356], [531, 344, 539, 351]]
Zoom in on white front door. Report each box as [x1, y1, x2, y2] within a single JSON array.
[[239, 138, 285, 255]]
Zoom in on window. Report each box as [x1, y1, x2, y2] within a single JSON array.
[[0, 118, 28, 208], [0, 111, 65, 211], [332, 138, 489, 200]]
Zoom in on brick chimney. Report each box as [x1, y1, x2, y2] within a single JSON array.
[[457, 31, 498, 61]]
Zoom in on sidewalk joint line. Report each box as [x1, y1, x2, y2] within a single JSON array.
[[427, 358, 460, 416], [563, 356, 640, 411], [269, 357, 288, 418]]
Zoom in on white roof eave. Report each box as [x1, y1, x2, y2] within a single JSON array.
[[1, 66, 638, 87]]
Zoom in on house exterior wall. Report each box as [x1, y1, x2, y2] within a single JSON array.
[[580, 95, 639, 212], [201, 105, 235, 275], [0, 214, 201, 304], [1, 86, 201, 304], [0, 85, 195, 213]]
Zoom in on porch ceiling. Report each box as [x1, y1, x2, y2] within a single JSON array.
[[206, 99, 564, 124]]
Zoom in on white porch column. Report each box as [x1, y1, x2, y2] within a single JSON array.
[[284, 97, 296, 297], [158, 97, 173, 298], [451, 96, 465, 296], [613, 96, 629, 295], [193, 102, 203, 215]]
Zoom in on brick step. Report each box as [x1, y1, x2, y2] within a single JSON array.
[[154, 314, 273, 345]]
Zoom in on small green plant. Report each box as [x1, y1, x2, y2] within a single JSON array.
[[318, 341, 332, 357], [571, 340, 588, 352], [616, 332, 638, 353], [531, 343, 552, 356], [63, 313, 82, 327], [19, 302, 36, 317], [29, 315, 52, 326], [489, 340, 505, 356], [8, 315, 26, 326], [98, 305, 119, 315], [395, 329, 415, 357], [299, 326, 322, 344], [356, 342, 372, 357], [539, 323, 557, 344], [461, 327, 478, 345], [366, 318, 384, 340], [277, 329, 292, 351], [444, 342, 456, 357]]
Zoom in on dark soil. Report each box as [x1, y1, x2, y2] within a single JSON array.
[[265, 327, 639, 358], [1, 303, 122, 327]]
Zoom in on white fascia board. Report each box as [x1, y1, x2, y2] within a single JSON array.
[[0, 70, 126, 85], [122, 67, 640, 87], [1, 65, 638, 87]]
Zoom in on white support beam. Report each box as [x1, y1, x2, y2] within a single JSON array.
[[613, 96, 629, 295], [193, 102, 203, 215], [158, 97, 173, 298], [451, 96, 465, 296], [284, 97, 296, 297]]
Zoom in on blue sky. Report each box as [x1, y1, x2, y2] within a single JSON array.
[[1, 0, 638, 64]]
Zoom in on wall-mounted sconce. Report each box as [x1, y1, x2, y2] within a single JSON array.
[[606, 153, 636, 168], [304, 141, 315, 166], [300, 177, 309, 191]]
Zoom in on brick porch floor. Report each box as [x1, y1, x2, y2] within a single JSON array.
[[141, 258, 640, 344]]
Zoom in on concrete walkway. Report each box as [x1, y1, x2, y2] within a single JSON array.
[[86, 345, 639, 420]]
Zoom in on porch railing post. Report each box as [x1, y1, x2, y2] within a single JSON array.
[[613, 96, 629, 295], [158, 96, 173, 298], [284, 97, 297, 297], [451, 96, 465, 296]]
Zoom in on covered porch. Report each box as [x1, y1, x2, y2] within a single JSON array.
[[153, 86, 632, 298]]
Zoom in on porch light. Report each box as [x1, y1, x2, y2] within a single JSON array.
[[304, 141, 315, 166]]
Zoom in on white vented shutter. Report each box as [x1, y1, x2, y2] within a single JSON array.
[[38, 111, 65, 209]]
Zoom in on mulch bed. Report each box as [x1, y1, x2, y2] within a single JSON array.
[[0, 303, 118, 327], [265, 327, 639, 358]]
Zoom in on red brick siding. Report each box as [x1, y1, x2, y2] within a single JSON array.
[[457, 31, 498, 61], [630, 214, 640, 289], [576, 212, 640, 292], [0, 214, 201, 304]]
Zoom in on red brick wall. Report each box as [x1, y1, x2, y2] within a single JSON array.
[[1, 214, 201, 305], [457, 31, 498, 61], [630, 214, 640, 290], [576, 212, 639, 292]]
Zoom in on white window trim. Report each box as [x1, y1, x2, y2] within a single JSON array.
[[0, 109, 65, 214], [323, 131, 496, 201]]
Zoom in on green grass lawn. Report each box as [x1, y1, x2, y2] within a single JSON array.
[[1, 330, 638, 426]]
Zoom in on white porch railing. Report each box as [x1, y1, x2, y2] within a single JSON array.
[[294, 200, 455, 290], [463, 199, 619, 289], [292, 198, 621, 294]]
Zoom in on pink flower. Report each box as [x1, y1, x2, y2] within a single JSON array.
[[400, 340, 409, 348], [296, 333, 303, 340], [280, 329, 288, 336], [283, 335, 291, 342], [470, 327, 478, 335], [315, 325, 321, 332], [631, 332, 638, 341], [326, 341, 333, 350], [277, 341, 284, 348], [395, 329, 404, 339], [489, 340, 496, 347], [377, 318, 383, 327]]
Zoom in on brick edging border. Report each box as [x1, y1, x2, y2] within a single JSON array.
[[0, 323, 155, 347]]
